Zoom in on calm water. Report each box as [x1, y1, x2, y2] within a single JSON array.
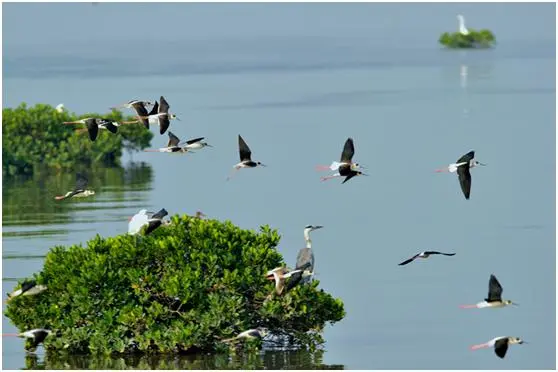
[[2, 2, 556, 370]]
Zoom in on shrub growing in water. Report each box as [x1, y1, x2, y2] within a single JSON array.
[[5, 214, 345, 355], [439, 29, 496, 49], [2, 103, 153, 177]]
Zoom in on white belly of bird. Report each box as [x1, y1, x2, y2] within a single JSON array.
[[185, 143, 203, 150]]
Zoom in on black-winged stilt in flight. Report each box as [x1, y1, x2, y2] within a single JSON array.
[[63, 118, 121, 142], [398, 251, 456, 266], [135, 96, 180, 135], [119, 100, 160, 129], [54, 173, 95, 200], [3, 329, 52, 353], [226, 135, 266, 181], [320, 138, 368, 183], [435, 150, 486, 199], [6, 280, 47, 302], [316, 137, 365, 172], [144, 131, 190, 153], [179, 137, 213, 152], [470, 336, 526, 359], [460, 274, 518, 309]]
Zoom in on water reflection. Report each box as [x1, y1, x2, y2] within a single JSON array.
[[23, 350, 344, 370], [2, 162, 153, 230]]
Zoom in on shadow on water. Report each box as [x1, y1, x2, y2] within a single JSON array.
[[23, 350, 344, 370], [2, 162, 153, 229]]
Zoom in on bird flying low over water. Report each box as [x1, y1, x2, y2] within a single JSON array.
[[435, 150, 486, 199], [118, 100, 160, 129], [55, 174, 95, 200], [460, 274, 518, 309], [226, 135, 266, 181], [2, 329, 52, 353], [398, 251, 456, 266], [63, 117, 121, 142], [222, 327, 268, 343], [144, 131, 190, 153], [316, 137, 365, 172], [321, 138, 368, 184], [135, 96, 180, 135], [470, 336, 526, 359], [6, 280, 47, 302]]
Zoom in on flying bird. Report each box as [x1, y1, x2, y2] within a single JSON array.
[[398, 251, 456, 266], [2, 329, 52, 353], [119, 100, 160, 129], [62, 118, 120, 142], [470, 336, 526, 359], [135, 96, 180, 135], [316, 137, 365, 172], [435, 150, 486, 199], [143, 131, 189, 153], [6, 280, 47, 302], [320, 138, 368, 183], [227, 135, 266, 180], [54, 174, 95, 200], [460, 274, 519, 309]]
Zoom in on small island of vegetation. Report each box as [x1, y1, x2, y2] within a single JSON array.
[[2, 103, 153, 177], [5, 214, 345, 355], [439, 15, 496, 49]]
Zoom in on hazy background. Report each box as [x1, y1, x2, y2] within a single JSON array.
[[2, 2, 556, 369]]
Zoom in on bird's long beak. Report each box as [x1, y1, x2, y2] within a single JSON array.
[[175, 116, 181, 121], [360, 172, 370, 176], [313, 225, 324, 230], [259, 163, 267, 167], [206, 144, 214, 148], [512, 302, 519, 306], [478, 162, 487, 166]]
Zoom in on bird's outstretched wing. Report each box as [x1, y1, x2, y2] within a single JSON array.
[[238, 135, 252, 162], [159, 96, 170, 114], [167, 132, 181, 148], [424, 251, 456, 256], [486, 274, 503, 302], [494, 338, 509, 359], [340, 138, 355, 163], [457, 165, 472, 200], [398, 254, 419, 266], [185, 137, 205, 145], [75, 173, 88, 191], [148, 101, 159, 116], [85, 119, 99, 141], [456, 150, 475, 164], [102, 120, 118, 134], [151, 208, 168, 220]]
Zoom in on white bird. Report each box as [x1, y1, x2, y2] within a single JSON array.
[[265, 267, 305, 295], [457, 14, 469, 35], [55, 104, 65, 113], [6, 280, 47, 302], [222, 327, 268, 343], [128, 209, 153, 235]]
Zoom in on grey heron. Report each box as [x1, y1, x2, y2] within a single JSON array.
[[294, 225, 323, 283]]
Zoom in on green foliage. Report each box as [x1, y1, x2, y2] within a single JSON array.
[[2, 103, 153, 177], [5, 215, 345, 356], [439, 29, 496, 49]]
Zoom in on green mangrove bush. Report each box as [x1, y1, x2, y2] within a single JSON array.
[[439, 29, 496, 49], [5, 215, 345, 355], [2, 103, 153, 177]]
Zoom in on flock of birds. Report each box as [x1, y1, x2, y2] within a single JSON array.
[[4, 15, 527, 357]]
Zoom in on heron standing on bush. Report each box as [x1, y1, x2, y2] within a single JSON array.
[[295, 225, 323, 284]]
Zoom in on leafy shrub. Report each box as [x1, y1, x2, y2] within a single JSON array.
[[439, 29, 496, 49], [2, 103, 153, 177], [5, 215, 345, 355]]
